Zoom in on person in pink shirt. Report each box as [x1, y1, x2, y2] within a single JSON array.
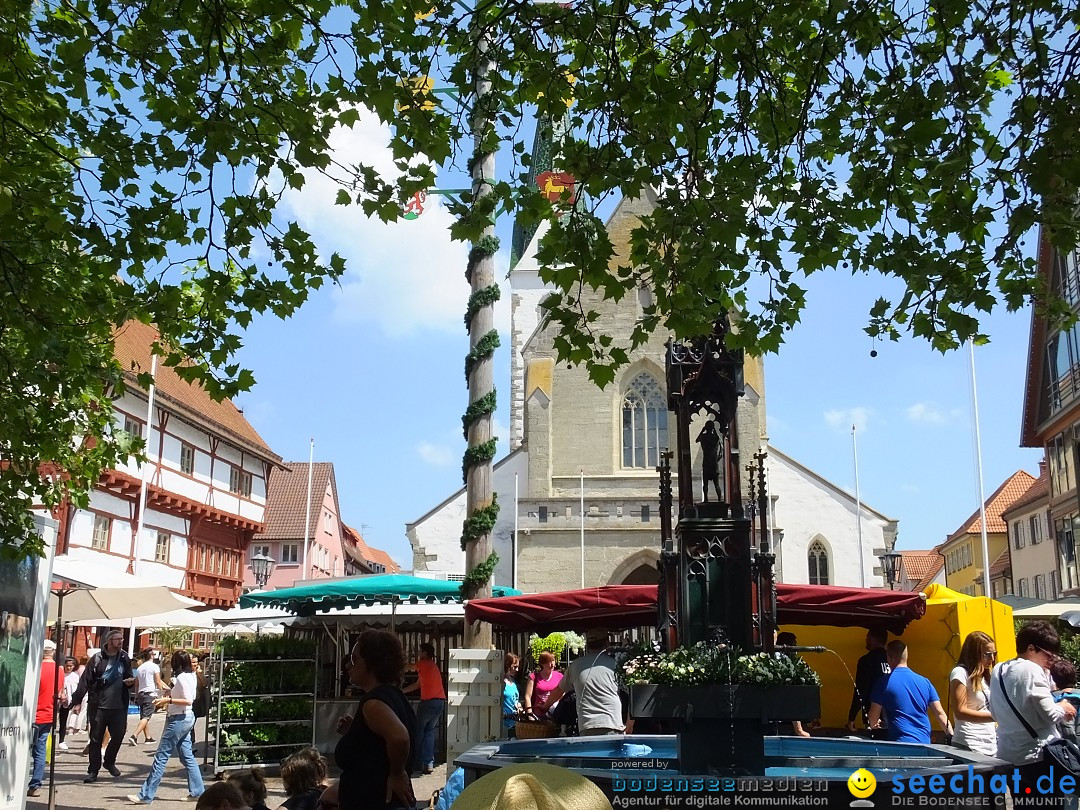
[[524, 652, 563, 719]]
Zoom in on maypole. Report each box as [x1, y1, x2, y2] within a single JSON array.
[[460, 8, 500, 648]]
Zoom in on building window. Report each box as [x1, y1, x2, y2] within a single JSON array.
[[1035, 574, 1047, 599], [230, 465, 252, 498], [621, 373, 669, 469], [1031, 514, 1044, 545], [251, 544, 270, 561], [1013, 522, 1026, 550], [180, 443, 195, 475], [641, 505, 650, 523], [1058, 517, 1077, 564], [1052, 570, 1062, 599], [282, 544, 299, 564], [808, 540, 830, 586], [155, 532, 170, 563], [92, 515, 110, 550], [123, 415, 144, 439], [1018, 578, 1029, 597], [538, 506, 548, 524]]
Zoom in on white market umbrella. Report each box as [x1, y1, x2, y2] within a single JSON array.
[[49, 553, 202, 622], [67, 607, 217, 629]]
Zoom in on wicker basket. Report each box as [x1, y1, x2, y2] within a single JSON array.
[[514, 717, 557, 739]]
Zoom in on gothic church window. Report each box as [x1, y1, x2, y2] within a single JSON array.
[[622, 373, 668, 469], [808, 539, 830, 585]]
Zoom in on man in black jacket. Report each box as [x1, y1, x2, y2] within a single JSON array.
[[846, 627, 891, 733], [71, 629, 135, 782]]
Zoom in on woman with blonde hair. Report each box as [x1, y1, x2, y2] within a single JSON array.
[[950, 630, 999, 756]]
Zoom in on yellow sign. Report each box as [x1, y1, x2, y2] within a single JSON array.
[[847, 768, 877, 799], [396, 76, 436, 112]]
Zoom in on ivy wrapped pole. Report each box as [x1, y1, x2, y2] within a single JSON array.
[[461, 9, 499, 649]]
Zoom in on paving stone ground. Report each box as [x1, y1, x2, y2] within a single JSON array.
[[27, 713, 449, 810]]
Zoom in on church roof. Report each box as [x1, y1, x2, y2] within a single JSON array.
[[767, 444, 898, 524], [912, 556, 945, 593]]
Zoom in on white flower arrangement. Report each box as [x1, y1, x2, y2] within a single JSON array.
[[618, 642, 820, 688]]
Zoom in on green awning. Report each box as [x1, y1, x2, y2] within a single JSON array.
[[239, 574, 521, 616]]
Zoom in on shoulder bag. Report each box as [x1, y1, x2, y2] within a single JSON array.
[[997, 665, 1080, 776]]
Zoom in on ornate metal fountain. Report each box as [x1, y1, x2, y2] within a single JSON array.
[[630, 314, 820, 774]]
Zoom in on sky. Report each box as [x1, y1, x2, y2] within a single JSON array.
[[232, 110, 1042, 571]]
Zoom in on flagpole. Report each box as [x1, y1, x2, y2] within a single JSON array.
[[969, 342, 992, 597], [580, 469, 585, 588], [131, 354, 158, 656], [301, 439, 315, 581], [513, 472, 519, 590], [853, 424, 866, 587]]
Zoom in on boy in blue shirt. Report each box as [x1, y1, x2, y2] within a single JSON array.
[[868, 640, 952, 743]]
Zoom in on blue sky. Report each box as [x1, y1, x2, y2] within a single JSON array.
[[233, 111, 1041, 571]]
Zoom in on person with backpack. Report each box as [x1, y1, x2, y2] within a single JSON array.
[[69, 629, 135, 783]]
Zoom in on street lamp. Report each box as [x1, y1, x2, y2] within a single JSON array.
[[879, 550, 903, 591], [251, 551, 276, 589]]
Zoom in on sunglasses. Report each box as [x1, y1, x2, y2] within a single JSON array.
[[983, 651, 998, 659]]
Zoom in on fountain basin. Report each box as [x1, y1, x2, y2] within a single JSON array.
[[455, 734, 1012, 807]]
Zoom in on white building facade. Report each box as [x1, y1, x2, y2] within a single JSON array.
[[60, 321, 282, 607]]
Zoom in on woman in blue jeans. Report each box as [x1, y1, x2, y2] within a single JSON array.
[[127, 650, 205, 804]]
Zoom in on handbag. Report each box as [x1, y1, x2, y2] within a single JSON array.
[[997, 665, 1080, 776]]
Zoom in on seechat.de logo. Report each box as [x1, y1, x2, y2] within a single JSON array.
[[848, 769, 877, 807]]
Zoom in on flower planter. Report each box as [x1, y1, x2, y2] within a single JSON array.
[[630, 683, 820, 722]]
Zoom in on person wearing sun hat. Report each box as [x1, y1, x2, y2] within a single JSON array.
[[453, 763, 613, 810]]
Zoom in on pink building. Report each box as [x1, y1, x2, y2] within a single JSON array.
[[247, 462, 343, 589]]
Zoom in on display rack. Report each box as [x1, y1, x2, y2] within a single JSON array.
[[210, 637, 318, 771]]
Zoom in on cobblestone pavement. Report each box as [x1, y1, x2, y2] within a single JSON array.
[[27, 714, 448, 810]]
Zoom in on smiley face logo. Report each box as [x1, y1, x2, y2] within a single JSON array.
[[848, 768, 876, 799]]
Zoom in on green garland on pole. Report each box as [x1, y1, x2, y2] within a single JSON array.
[[464, 285, 501, 330], [461, 551, 500, 598], [462, 229, 502, 597], [462, 438, 498, 483], [465, 330, 501, 379], [462, 390, 498, 438], [461, 494, 499, 550]]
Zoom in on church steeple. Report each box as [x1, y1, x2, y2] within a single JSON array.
[[509, 112, 568, 271]]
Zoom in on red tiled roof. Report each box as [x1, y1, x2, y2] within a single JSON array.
[[947, 470, 1037, 540], [257, 462, 338, 541], [989, 547, 1012, 578], [1001, 469, 1049, 518], [341, 524, 401, 573], [900, 550, 942, 582], [913, 556, 945, 593], [113, 321, 278, 461]]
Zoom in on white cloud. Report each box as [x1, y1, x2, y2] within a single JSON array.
[[279, 109, 510, 337], [823, 407, 871, 433], [417, 441, 456, 467], [906, 402, 961, 425]]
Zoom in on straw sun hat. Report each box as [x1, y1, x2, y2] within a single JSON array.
[[453, 763, 613, 810]]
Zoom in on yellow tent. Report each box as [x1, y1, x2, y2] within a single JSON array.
[[783, 583, 1016, 729]]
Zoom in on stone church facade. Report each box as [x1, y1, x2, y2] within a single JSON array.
[[407, 188, 897, 592]]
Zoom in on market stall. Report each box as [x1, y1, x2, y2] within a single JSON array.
[[237, 575, 522, 758]]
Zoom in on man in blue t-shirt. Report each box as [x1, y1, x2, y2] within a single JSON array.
[[868, 640, 952, 744]]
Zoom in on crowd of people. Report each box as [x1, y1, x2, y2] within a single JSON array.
[[29, 619, 1080, 805]]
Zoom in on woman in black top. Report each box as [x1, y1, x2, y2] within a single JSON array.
[[335, 630, 417, 810]]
